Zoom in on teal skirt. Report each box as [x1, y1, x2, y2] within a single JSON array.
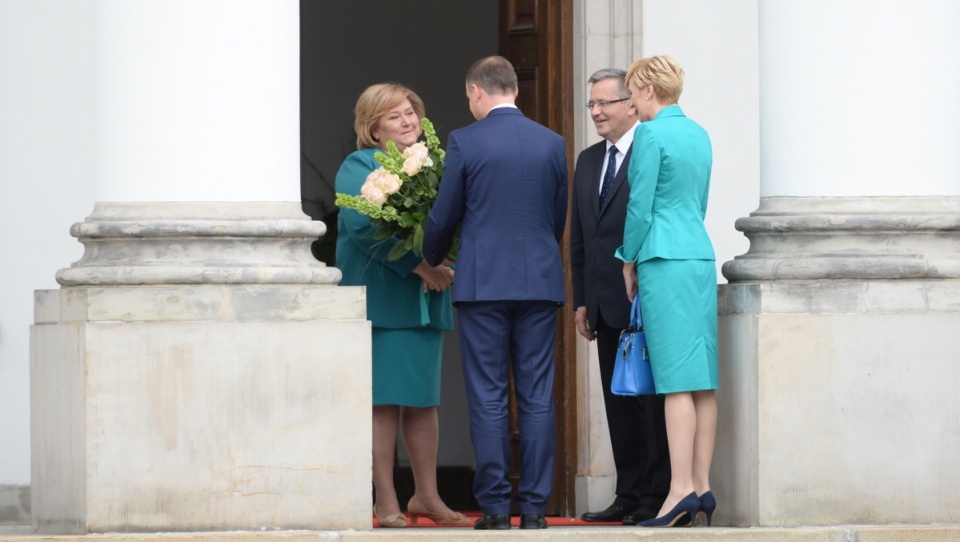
[[637, 258, 718, 394], [372, 327, 444, 407]]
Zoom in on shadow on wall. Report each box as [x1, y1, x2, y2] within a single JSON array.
[[299, 0, 499, 265], [0, 485, 30, 525]]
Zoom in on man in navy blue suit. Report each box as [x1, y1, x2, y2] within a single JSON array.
[[423, 55, 568, 531]]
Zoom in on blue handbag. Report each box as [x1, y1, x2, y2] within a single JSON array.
[[611, 295, 656, 396]]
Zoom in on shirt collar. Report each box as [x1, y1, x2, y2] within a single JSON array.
[[606, 121, 640, 155]]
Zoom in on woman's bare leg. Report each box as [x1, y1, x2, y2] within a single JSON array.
[[657, 391, 697, 517], [372, 405, 401, 517], [401, 406, 455, 513], [692, 390, 717, 495]]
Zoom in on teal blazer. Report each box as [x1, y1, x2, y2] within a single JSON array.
[[335, 148, 453, 330], [616, 105, 715, 263]]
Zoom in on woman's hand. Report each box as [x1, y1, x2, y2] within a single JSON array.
[[623, 262, 638, 302], [413, 261, 455, 292]]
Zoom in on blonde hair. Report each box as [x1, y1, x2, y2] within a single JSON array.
[[353, 83, 426, 150], [626, 55, 684, 105]]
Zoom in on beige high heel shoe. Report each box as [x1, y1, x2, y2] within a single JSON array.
[[407, 496, 472, 526], [373, 504, 407, 528]]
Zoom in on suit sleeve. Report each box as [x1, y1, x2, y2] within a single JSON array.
[[615, 125, 659, 263], [569, 153, 586, 310], [336, 153, 422, 275], [423, 132, 467, 266], [553, 140, 569, 244]]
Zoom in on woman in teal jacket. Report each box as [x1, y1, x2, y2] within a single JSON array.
[[336, 83, 469, 527], [616, 56, 718, 528]]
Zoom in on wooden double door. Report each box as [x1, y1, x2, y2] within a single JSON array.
[[299, 0, 577, 518]]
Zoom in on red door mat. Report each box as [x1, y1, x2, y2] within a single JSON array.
[[373, 512, 622, 528]]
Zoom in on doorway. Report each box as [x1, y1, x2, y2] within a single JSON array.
[[300, 0, 576, 516]]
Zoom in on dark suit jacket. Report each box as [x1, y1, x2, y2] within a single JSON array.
[[570, 139, 633, 330], [423, 107, 568, 304]]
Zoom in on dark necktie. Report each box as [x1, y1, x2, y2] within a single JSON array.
[[598, 146, 618, 208]]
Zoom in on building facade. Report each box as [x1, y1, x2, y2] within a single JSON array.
[[2, 0, 957, 530]]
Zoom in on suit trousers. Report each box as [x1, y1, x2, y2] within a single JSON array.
[[457, 300, 558, 515], [596, 310, 671, 509]]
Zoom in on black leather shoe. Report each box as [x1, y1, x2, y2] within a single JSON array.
[[581, 502, 630, 522], [622, 505, 658, 525], [520, 514, 547, 529], [474, 513, 511, 530]]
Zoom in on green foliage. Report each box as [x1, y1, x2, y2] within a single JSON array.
[[334, 117, 458, 260]]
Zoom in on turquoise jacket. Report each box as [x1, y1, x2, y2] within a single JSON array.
[[335, 148, 453, 330], [616, 105, 715, 263]]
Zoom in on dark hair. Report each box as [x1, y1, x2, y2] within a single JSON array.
[[465, 56, 518, 96]]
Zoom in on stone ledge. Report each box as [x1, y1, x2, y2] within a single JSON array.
[[3, 525, 960, 542], [719, 280, 960, 315], [34, 285, 366, 324]]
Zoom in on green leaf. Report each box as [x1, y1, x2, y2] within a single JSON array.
[[372, 228, 393, 240], [388, 241, 409, 261], [414, 224, 425, 255]]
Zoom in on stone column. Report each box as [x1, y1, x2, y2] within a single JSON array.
[[717, 0, 960, 526], [30, 1, 371, 533], [571, 0, 643, 515]]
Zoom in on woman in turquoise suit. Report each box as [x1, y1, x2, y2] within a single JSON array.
[[336, 83, 470, 528], [616, 56, 718, 528]]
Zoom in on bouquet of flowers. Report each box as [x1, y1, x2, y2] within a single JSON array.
[[335, 117, 448, 261]]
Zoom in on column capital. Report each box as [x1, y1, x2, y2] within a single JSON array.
[[722, 196, 960, 282], [56, 202, 340, 286]]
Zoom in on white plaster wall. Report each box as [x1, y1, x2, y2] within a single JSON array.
[[759, 0, 960, 198], [0, 0, 97, 487], [642, 0, 760, 281]]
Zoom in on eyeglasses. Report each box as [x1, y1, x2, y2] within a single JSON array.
[[585, 98, 630, 110]]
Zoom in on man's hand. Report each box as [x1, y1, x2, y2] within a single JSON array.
[[413, 261, 455, 292], [623, 261, 638, 302], [574, 306, 596, 341]]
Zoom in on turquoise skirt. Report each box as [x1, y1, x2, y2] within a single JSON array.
[[372, 327, 443, 407], [637, 258, 718, 394]]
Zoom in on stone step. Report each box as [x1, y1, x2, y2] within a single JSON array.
[[3, 525, 960, 541]]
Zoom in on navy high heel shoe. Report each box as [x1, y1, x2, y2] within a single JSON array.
[[696, 491, 716, 527], [637, 492, 699, 528]]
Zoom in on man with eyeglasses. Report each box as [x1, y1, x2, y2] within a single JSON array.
[[571, 68, 671, 525]]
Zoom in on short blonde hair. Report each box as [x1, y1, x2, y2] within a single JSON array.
[[353, 83, 426, 150], [626, 55, 684, 105]]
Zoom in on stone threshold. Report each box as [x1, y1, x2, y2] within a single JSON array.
[[3, 525, 960, 542]]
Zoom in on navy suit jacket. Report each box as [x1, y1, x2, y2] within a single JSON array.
[[423, 107, 568, 304], [570, 140, 633, 330]]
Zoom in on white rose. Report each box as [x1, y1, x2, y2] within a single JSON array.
[[402, 156, 423, 176], [401, 143, 433, 176], [376, 171, 403, 195], [360, 179, 387, 205]]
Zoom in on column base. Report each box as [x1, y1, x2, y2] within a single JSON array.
[[715, 280, 960, 526], [31, 203, 371, 534]]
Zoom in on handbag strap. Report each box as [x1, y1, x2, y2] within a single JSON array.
[[630, 294, 644, 329]]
